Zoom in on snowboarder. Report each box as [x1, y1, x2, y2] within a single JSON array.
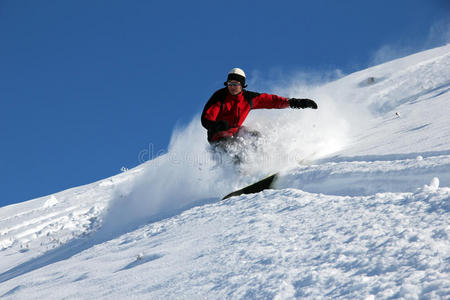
[[201, 67, 318, 146]]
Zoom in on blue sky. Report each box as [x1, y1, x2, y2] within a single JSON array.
[[1, 0, 449, 207]]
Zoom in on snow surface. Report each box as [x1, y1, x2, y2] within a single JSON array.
[[0, 44, 449, 299]]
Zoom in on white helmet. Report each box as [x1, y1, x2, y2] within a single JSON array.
[[228, 68, 246, 78]]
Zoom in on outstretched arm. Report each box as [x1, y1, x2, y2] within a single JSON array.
[[252, 93, 318, 110], [252, 93, 290, 109]]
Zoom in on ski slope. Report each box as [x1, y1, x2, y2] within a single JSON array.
[[0, 44, 449, 299]]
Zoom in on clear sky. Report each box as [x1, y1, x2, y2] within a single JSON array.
[[1, 0, 449, 207]]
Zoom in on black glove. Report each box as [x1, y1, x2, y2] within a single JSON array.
[[213, 120, 229, 132], [289, 98, 318, 109]]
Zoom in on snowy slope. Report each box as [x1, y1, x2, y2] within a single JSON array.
[[0, 44, 449, 299]]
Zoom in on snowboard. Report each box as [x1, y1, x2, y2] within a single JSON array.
[[222, 173, 278, 200]]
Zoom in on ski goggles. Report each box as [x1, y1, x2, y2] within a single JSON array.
[[227, 81, 241, 87]]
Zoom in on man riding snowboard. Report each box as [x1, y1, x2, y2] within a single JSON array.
[[201, 68, 318, 147]]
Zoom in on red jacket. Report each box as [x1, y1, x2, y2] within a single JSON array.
[[201, 88, 289, 142]]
